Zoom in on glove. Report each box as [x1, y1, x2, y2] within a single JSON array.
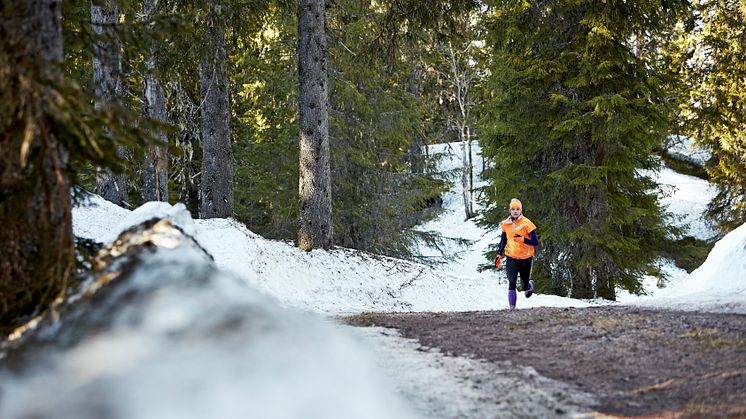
[[495, 256, 502, 269]]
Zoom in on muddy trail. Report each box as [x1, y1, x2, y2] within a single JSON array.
[[346, 306, 746, 418]]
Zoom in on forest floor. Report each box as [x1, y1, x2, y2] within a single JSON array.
[[345, 306, 746, 418]]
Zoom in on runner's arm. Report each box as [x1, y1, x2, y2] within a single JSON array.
[[497, 231, 507, 256], [521, 230, 539, 246]]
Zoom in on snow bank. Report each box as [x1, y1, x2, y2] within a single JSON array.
[[1, 222, 417, 419], [635, 222, 746, 313]]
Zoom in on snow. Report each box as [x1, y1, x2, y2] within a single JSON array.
[[2, 141, 743, 419], [632, 222, 746, 313], [68, 142, 742, 317], [1, 244, 418, 419], [654, 165, 718, 240], [666, 134, 710, 167]]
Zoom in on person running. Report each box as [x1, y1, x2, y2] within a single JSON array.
[[494, 198, 539, 309]]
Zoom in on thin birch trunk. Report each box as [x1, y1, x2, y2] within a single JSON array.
[[450, 42, 475, 220]]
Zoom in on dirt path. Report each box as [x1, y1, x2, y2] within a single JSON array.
[[345, 306, 746, 418]]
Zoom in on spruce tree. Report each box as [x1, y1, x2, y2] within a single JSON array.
[[297, 0, 333, 250], [678, 0, 746, 231], [141, 0, 169, 203], [478, 0, 685, 299], [0, 0, 72, 333], [92, 0, 129, 207], [231, 2, 452, 258], [199, 3, 233, 219]]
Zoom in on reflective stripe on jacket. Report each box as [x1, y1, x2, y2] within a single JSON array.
[[501, 215, 537, 259]]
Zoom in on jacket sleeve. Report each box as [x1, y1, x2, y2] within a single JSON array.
[[497, 231, 507, 256], [523, 230, 539, 246]]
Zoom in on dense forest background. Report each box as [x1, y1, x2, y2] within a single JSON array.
[[1, 0, 744, 332]]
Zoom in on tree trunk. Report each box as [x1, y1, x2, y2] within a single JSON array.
[[570, 263, 594, 299], [449, 42, 475, 221], [91, 0, 128, 207], [141, 0, 169, 203], [461, 127, 476, 220], [596, 273, 616, 300], [467, 126, 474, 208], [406, 64, 424, 174], [199, 13, 233, 218], [0, 0, 72, 333], [297, 0, 333, 251]]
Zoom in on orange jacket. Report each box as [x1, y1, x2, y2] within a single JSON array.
[[500, 215, 537, 259]]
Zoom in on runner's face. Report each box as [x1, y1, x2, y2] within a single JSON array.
[[509, 206, 522, 217]]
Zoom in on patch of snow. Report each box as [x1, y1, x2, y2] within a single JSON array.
[[0, 245, 418, 419], [631, 222, 746, 313]]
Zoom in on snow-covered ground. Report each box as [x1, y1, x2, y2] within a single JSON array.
[[3, 141, 743, 419], [71, 142, 740, 316]]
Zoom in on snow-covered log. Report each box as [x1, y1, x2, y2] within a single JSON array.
[[0, 219, 415, 419]]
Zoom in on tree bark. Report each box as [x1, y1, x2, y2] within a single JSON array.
[[92, 0, 128, 207], [448, 42, 476, 220], [461, 129, 475, 220], [0, 0, 72, 333], [141, 0, 169, 203], [406, 64, 425, 174], [297, 0, 333, 251], [199, 12, 233, 218]]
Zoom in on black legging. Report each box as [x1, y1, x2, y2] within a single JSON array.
[[506, 257, 533, 291]]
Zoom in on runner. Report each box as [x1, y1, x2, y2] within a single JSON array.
[[494, 198, 539, 309]]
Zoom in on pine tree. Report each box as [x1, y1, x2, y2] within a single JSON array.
[[478, 0, 685, 299]]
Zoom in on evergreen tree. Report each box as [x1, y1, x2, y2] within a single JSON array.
[[141, 0, 169, 203], [0, 0, 72, 333], [231, 3, 452, 258], [92, 0, 129, 207], [478, 0, 685, 299], [297, 0, 333, 250], [678, 0, 746, 231], [199, 2, 233, 218], [232, 8, 299, 238]]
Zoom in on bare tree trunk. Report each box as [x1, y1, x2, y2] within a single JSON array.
[[406, 64, 425, 174], [92, 0, 128, 207], [466, 126, 475, 216], [449, 42, 476, 221], [297, 0, 333, 251], [0, 0, 72, 333], [199, 12, 233, 218], [460, 126, 475, 220], [141, 0, 168, 202]]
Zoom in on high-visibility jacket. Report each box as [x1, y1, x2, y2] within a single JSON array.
[[501, 215, 537, 259]]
